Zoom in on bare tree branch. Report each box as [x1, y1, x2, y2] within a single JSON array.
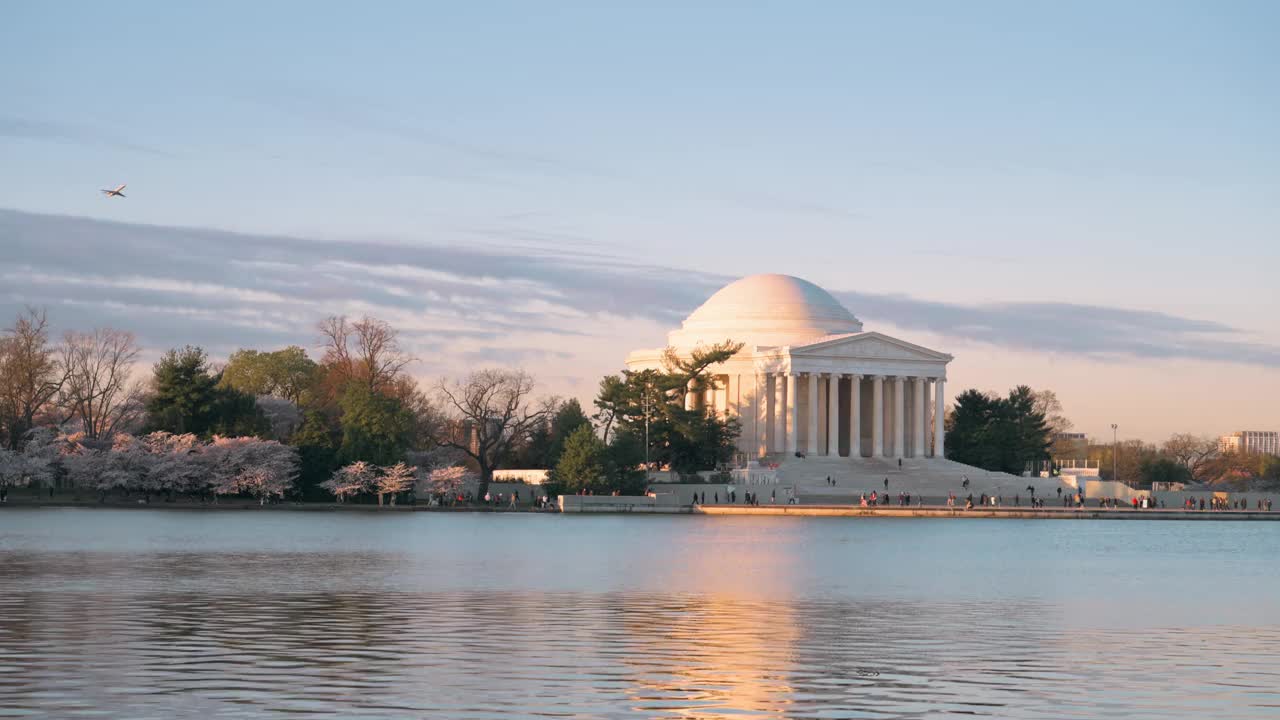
[[433, 368, 554, 497], [0, 307, 67, 449], [317, 315, 414, 394], [58, 329, 143, 441]]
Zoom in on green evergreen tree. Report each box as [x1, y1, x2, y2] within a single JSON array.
[[946, 386, 1051, 474], [291, 409, 340, 500], [592, 342, 743, 475], [552, 424, 608, 493], [605, 428, 648, 494], [547, 399, 592, 467], [147, 346, 267, 437], [513, 419, 553, 468]]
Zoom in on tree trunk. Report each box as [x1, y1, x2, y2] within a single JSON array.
[[475, 464, 494, 505]]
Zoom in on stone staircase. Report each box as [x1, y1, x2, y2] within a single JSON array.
[[761, 455, 1072, 505]]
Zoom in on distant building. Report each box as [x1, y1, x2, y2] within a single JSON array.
[[1218, 430, 1279, 456], [461, 417, 504, 456], [1052, 432, 1089, 465]]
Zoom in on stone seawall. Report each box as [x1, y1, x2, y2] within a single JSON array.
[[695, 505, 1280, 520], [558, 496, 691, 513]]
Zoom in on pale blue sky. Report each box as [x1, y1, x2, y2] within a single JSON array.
[[1, 1, 1277, 440]]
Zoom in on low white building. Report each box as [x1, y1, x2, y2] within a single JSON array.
[[492, 469, 549, 485]]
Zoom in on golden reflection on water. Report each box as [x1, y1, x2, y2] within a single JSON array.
[[606, 517, 803, 717], [618, 595, 800, 718]]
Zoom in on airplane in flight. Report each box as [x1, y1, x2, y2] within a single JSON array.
[[100, 184, 127, 198]]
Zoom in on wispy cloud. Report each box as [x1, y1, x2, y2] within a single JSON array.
[[733, 192, 866, 222], [1, 208, 1276, 370], [240, 88, 613, 182], [832, 292, 1280, 367], [0, 114, 171, 157]]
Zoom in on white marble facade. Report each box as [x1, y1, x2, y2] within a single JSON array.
[[626, 274, 951, 460]]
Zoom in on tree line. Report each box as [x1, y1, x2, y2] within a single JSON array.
[[944, 384, 1279, 491], [1084, 435, 1279, 491], [0, 308, 552, 502], [1, 307, 748, 503]]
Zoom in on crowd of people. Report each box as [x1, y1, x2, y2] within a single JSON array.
[[645, 473, 1276, 513], [1180, 496, 1273, 511], [684, 488, 777, 506]]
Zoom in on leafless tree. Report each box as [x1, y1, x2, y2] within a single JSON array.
[[435, 369, 554, 498], [1162, 433, 1219, 481], [0, 307, 67, 450], [1030, 389, 1073, 435], [58, 329, 144, 441], [317, 315, 413, 394]]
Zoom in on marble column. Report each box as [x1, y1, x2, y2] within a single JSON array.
[[826, 374, 839, 456], [773, 373, 786, 453], [893, 377, 906, 459], [805, 374, 819, 455], [928, 378, 937, 457], [934, 378, 946, 458], [871, 375, 884, 458], [914, 376, 926, 458], [848, 374, 862, 458], [726, 374, 738, 417], [786, 374, 799, 455], [685, 379, 696, 411], [756, 374, 768, 457]]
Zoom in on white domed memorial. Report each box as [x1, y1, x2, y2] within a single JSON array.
[[626, 274, 952, 462]]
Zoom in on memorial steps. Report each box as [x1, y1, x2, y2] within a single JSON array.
[[767, 455, 1072, 504]]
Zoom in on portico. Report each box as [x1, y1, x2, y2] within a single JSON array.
[[709, 338, 947, 460]]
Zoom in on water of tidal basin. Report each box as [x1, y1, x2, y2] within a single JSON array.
[[1, 510, 1277, 719]]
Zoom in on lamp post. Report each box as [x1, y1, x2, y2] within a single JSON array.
[[643, 382, 651, 473], [1110, 423, 1119, 485]]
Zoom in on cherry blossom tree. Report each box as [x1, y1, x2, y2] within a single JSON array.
[[204, 436, 299, 504], [17, 427, 61, 491], [0, 447, 26, 496], [322, 461, 376, 503], [56, 433, 100, 494], [376, 461, 416, 506], [424, 465, 474, 505], [96, 433, 149, 497], [220, 464, 296, 505], [143, 432, 204, 497]]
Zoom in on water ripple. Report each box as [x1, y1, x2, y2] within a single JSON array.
[[1, 509, 1278, 718]]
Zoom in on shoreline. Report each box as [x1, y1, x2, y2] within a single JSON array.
[[693, 505, 1280, 520], [4, 498, 1277, 520], [0, 497, 546, 512]]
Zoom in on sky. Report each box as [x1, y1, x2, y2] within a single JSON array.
[[1, 1, 1277, 443]]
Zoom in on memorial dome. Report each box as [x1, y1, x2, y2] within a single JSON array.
[[667, 274, 862, 349]]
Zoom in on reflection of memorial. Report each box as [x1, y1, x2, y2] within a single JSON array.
[[617, 597, 800, 717]]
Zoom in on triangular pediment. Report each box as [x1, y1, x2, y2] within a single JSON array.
[[790, 331, 952, 361]]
